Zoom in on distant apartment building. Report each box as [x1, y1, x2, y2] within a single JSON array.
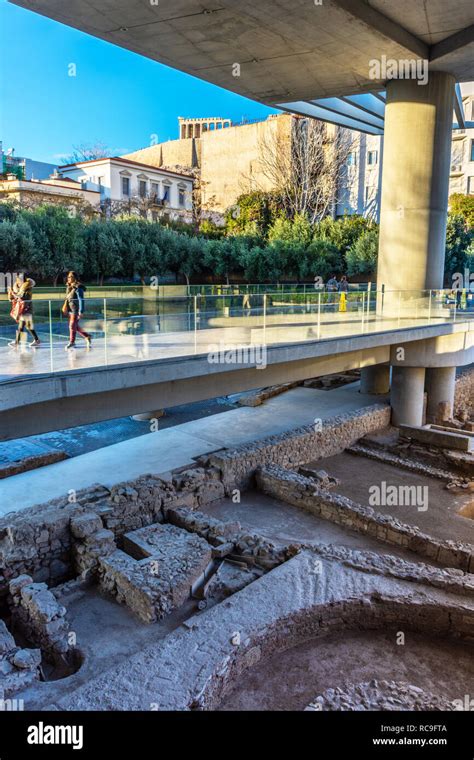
[[337, 82, 474, 221], [0, 142, 58, 180], [0, 173, 100, 215], [59, 156, 194, 222]]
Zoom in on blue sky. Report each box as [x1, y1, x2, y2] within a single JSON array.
[[0, 0, 276, 164]]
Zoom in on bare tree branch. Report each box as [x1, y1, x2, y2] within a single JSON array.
[[253, 117, 358, 223]]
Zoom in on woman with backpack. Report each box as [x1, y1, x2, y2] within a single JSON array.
[[8, 273, 41, 348], [62, 271, 92, 350]]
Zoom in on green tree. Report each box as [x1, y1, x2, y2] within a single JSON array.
[[346, 229, 379, 276], [225, 191, 282, 238], [82, 221, 122, 284], [316, 214, 374, 258], [267, 212, 313, 248], [444, 213, 472, 285], [167, 232, 204, 286], [0, 219, 35, 272], [204, 237, 246, 284], [21, 206, 84, 284], [449, 193, 474, 228], [298, 239, 341, 281]]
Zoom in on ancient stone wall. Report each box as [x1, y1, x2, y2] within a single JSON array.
[[8, 575, 72, 665], [454, 366, 474, 418], [0, 469, 224, 594], [208, 404, 391, 492], [0, 619, 41, 698], [256, 464, 474, 572]]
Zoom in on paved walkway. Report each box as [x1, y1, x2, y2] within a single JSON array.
[[0, 310, 456, 382], [0, 383, 386, 517]]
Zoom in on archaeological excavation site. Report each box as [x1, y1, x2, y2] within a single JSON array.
[[1, 367, 473, 714]]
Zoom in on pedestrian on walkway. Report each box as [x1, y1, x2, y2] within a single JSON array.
[[8, 273, 41, 348], [326, 273, 339, 310], [62, 271, 92, 350], [338, 275, 349, 313]]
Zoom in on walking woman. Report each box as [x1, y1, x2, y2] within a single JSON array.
[[8, 273, 41, 348], [62, 271, 92, 350]]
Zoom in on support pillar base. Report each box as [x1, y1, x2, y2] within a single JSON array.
[[391, 366, 426, 427]]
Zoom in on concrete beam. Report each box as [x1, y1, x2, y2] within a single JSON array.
[[333, 0, 428, 58], [430, 23, 474, 62], [0, 346, 390, 440], [390, 328, 474, 369], [0, 321, 469, 416], [454, 83, 466, 129]]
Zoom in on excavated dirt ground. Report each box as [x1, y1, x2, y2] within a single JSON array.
[[219, 630, 474, 711], [313, 451, 474, 544], [203, 491, 434, 563]]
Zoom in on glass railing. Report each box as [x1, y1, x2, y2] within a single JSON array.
[[0, 282, 374, 300], [0, 289, 472, 379]]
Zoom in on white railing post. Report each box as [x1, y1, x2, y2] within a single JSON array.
[[104, 298, 108, 365], [317, 292, 321, 339], [361, 291, 365, 331], [194, 295, 198, 353], [263, 293, 267, 346], [428, 289, 432, 323], [48, 300, 53, 373]]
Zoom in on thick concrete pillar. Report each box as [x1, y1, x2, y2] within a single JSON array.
[[391, 366, 426, 427], [425, 366, 456, 423], [377, 73, 455, 303], [360, 365, 390, 395]]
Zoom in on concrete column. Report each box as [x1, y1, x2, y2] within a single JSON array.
[[391, 366, 426, 427], [360, 365, 390, 395], [377, 73, 455, 310], [425, 366, 456, 423]]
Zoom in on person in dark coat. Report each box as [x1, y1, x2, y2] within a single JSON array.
[[63, 271, 92, 350]]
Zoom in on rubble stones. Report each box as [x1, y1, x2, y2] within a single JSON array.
[[308, 544, 474, 597], [70, 513, 103, 540], [98, 524, 213, 623], [347, 443, 456, 481], [205, 561, 262, 604], [12, 649, 42, 670], [0, 619, 41, 697], [0, 620, 16, 654], [8, 576, 73, 664], [298, 467, 340, 488], [256, 464, 474, 572], [454, 368, 474, 419], [166, 506, 297, 569], [305, 680, 456, 711], [0, 467, 225, 592]]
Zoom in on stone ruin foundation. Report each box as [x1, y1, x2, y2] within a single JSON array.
[[0, 383, 473, 711]]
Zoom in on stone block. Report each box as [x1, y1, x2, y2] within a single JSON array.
[[12, 648, 42, 670], [70, 513, 103, 540], [0, 621, 16, 654]]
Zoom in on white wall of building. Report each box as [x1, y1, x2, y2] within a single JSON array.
[[339, 86, 474, 221], [60, 158, 193, 218]]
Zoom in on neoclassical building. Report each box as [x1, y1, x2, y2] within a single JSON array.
[[60, 156, 194, 222]]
